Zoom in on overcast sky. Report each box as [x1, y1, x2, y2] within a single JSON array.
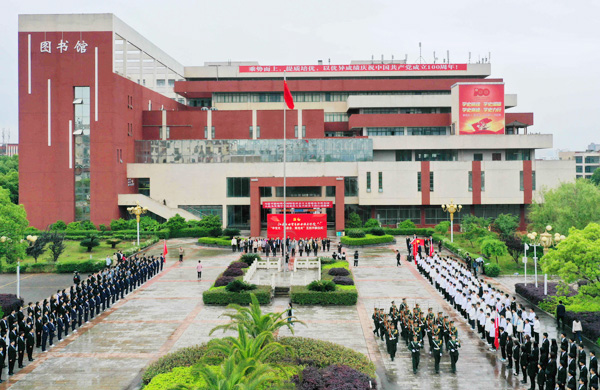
[[2, 0, 598, 156]]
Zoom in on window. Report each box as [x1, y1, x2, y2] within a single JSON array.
[[156, 79, 165, 87], [407, 127, 447, 136], [367, 127, 404, 136], [324, 112, 349, 122], [577, 175, 583, 178], [128, 123, 133, 137], [576, 166, 583, 173], [249, 126, 253, 139], [520, 171, 536, 191], [260, 187, 272, 197], [138, 178, 150, 196], [326, 186, 336, 197], [575, 156, 583, 164], [415, 150, 457, 161], [204, 126, 215, 139], [506, 149, 531, 161], [344, 177, 358, 196], [585, 156, 600, 164], [492, 153, 502, 161], [275, 186, 321, 197], [256, 126, 260, 138], [180, 205, 223, 219], [375, 206, 420, 225], [168, 79, 175, 87], [362, 108, 398, 114], [395, 150, 412, 161], [417, 172, 421, 192], [294, 125, 306, 138], [378, 172, 383, 192], [430, 172, 434, 192], [226, 177, 250, 197], [473, 153, 483, 161], [481, 171, 485, 191], [366, 172, 371, 192], [532, 171, 536, 191], [468, 171, 485, 191], [226, 205, 250, 228], [585, 165, 600, 173]]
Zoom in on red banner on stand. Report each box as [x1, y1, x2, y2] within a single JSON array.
[[267, 214, 327, 239], [263, 201, 333, 209]]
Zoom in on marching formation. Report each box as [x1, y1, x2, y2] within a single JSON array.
[[372, 298, 461, 374], [0, 252, 165, 383]]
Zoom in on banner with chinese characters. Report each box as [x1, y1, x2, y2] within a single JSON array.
[[239, 64, 467, 73], [267, 214, 327, 239], [458, 83, 505, 134], [262, 201, 333, 209]]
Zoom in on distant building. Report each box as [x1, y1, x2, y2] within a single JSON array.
[[559, 146, 600, 178], [0, 144, 18, 157]]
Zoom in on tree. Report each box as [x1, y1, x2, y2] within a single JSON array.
[[45, 231, 66, 262], [207, 325, 289, 365], [183, 356, 273, 390], [542, 222, 600, 290], [0, 188, 28, 263], [364, 218, 380, 228], [528, 179, 600, 235], [0, 155, 18, 204], [494, 213, 519, 240], [480, 238, 508, 264], [110, 218, 129, 231], [79, 220, 97, 231], [25, 236, 48, 263], [49, 220, 67, 231], [106, 238, 122, 249], [163, 214, 187, 232], [79, 235, 100, 252], [345, 212, 362, 229], [590, 167, 600, 186], [434, 221, 450, 235], [504, 233, 524, 264], [66, 221, 81, 231]]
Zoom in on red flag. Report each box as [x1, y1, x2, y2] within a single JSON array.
[[429, 238, 434, 257], [163, 239, 168, 258], [283, 81, 294, 109], [494, 313, 500, 349]]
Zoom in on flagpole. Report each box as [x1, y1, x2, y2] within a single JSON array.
[[283, 72, 287, 265]]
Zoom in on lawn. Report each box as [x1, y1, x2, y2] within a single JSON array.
[[21, 240, 140, 265]]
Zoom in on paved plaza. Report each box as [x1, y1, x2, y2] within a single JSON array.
[[0, 238, 579, 389]]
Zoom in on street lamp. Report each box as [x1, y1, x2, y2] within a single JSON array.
[[442, 200, 462, 243], [527, 225, 564, 294], [127, 202, 148, 246]]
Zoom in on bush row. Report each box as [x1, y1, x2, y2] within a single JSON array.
[[345, 227, 435, 236], [27, 227, 229, 241], [340, 234, 394, 246], [197, 237, 231, 246], [290, 286, 358, 305], [202, 285, 272, 305]]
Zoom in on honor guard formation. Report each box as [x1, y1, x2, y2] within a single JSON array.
[[0, 251, 165, 383]]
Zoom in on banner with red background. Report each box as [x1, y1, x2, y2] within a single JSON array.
[[458, 83, 505, 134], [267, 214, 327, 239]]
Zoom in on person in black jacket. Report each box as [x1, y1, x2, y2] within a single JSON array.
[[580, 361, 589, 389], [7, 340, 16, 375], [591, 351, 598, 376], [589, 367, 598, 390], [556, 301, 566, 329], [536, 363, 545, 390], [507, 336, 514, 369], [522, 346, 530, 384], [546, 353, 557, 390], [528, 355, 538, 390], [514, 340, 521, 377], [557, 361, 568, 389], [26, 329, 35, 362], [500, 327, 508, 361]]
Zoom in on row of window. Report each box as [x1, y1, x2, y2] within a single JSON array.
[[213, 91, 450, 103], [362, 107, 451, 114], [226, 177, 359, 198], [575, 156, 600, 164], [155, 79, 176, 87], [324, 112, 349, 122], [575, 165, 600, 173], [365, 172, 384, 192], [367, 127, 448, 137]]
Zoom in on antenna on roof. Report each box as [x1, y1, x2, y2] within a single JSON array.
[[328, 58, 331, 65], [489, 52, 491, 63], [391, 55, 394, 64], [447, 50, 450, 64], [381, 54, 384, 64], [371, 55, 374, 64], [468, 52, 471, 64], [416, 42, 426, 64], [404, 54, 408, 63], [433, 51, 437, 64]]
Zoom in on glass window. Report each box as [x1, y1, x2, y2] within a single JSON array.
[[344, 177, 358, 196], [481, 171, 485, 192], [468, 171, 485, 191], [294, 126, 306, 138], [575, 156, 583, 164], [138, 178, 150, 196], [366, 172, 371, 192], [492, 153, 502, 161], [430, 172, 434, 192], [226, 205, 250, 229], [256, 126, 260, 139], [226, 177, 250, 197], [324, 112, 349, 122], [417, 172, 421, 192], [585, 165, 600, 173], [362, 108, 398, 114], [180, 205, 223, 219], [375, 206, 420, 225], [74, 86, 91, 221], [367, 127, 404, 136], [415, 150, 457, 161], [519, 171, 536, 191], [249, 126, 253, 139], [576, 165, 583, 173], [532, 171, 536, 191], [395, 150, 412, 161], [168, 79, 175, 87], [506, 149, 531, 161], [474, 153, 483, 161], [326, 186, 336, 197], [275, 186, 321, 197], [378, 172, 383, 192], [156, 79, 165, 87], [407, 127, 447, 136], [425, 206, 454, 225], [585, 156, 600, 164], [260, 187, 272, 197], [204, 126, 214, 138]]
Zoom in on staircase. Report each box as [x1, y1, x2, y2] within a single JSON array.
[[274, 286, 290, 297], [117, 194, 200, 221]]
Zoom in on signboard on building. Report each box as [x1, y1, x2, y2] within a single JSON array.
[[267, 214, 327, 239], [262, 201, 333, 209], [457, 83, 505, 135], [239, 64, 468, 73]]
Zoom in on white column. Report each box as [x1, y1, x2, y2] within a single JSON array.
[[27, 34, 31, 94], [47, 79, 51, 146], [95, 47, 99, 122], [297, 109, 303, 139], [252, 109, 257, 139], [207, 110, 213, 140], [68, 120, 73, 169], [161, 110, 167, 140], [221, 206, 227, 228], [123, 39, 127, 77]]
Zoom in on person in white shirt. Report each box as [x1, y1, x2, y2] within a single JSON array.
[[523, 319, 532, 339], [533, 316, 541, 344]]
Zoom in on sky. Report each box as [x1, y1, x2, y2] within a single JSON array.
[[1, 0, 599, 156]]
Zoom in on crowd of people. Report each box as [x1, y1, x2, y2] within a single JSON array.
[[415, 249, 598, 390], [0, 251, 165, 383], [372, 298, 461, 374], [230, 237, 332, 258]]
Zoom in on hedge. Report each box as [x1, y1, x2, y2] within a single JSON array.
[[483, 263, 501, 277], [290, 286, 357, 305], [170, 227, 220, 239], [345, 227, 434, 236], [202, 285, 272, 305], [54, 259, 106, 273], [197, 237, 231, 246], [340, 234, 394, 246]]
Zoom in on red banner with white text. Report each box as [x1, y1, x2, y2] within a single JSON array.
[[267, 214, 327, 239], [458, 83, 505, 135], [239, 64, 468, 73], [263, 201, 333, 209]]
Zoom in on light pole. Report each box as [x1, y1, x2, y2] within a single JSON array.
[[127, 202, 148, 246], [442, 200, 462, 242], [527, 225, 564, 294]]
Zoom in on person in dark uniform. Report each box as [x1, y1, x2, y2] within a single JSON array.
[[514, 340, 521, 377], [580, 361, 589, 389], [372, 308, 380, 338], [557, 361, 567, 389], [448, 334, 461, 373], [566, 372, 576, 390], [546, 353, 557, 390], [35, 316, 42, 348], [388, 323, 398, 361], [17, 332, 25, 368], [410, 335, 422, 374], [0, 347, 5, 383], [26, 328, 35, 362], [396, 250, 401, 267], [7, 340, 16, 375], [528, 355, 538, 390], [48, 317, 56, 346], [591, 351, 598, 377], [590, 368, 598, 390], [432, 335, 442, 374], [507, 336, 514, 369], [536, 363, 545, 390], [521, 345, 530, 384], [41, 321, 49, 352], [353, 251, 359, 267]]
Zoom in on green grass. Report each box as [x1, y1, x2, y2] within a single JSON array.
[[20, 240, 138, 265]]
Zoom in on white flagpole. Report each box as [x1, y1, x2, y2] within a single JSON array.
[[283, 72, 287, 263]]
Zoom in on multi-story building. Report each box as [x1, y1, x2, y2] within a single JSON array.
[[0, 144, 18, 157], [19, 13, 574, 233], [559, 144, 600, 179]]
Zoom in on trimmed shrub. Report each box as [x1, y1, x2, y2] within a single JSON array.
[[332, 276, 354, 286], [228, 261, 249, 269], [347, 229, 366, 238], [225, 279, 256, 292], [0, 294, 24, 317], [274, 337, 375, 378], [397, 219, 416, 229], [240, 253, 261, 265], [50, 220, 67, 231], [327, 267, 350, 276], [364, 218, 380, 228], [483, 263, 501, 277], [222, 228, 240, 238], [292, 365, 376, 390], [197, 237, 231, 246], [54, 259, 105, 273], [434, 221, 451, 234], [369, 227, 385, 236], [319, 257, 336, 265], [340, 234, 394, 246], [106, 238, 122, 249], [202, 285, 271, 305], [307, 280, 336, 292], [214, 276, 236, 287], [346, 212, 362, 228], [223, 267, 244, 277], [382, 227, 435, 236], [292, 286, 357, 305], [170, 227, 211, 238]]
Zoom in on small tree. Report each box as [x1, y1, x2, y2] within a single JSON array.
[[80, 235, 100, 252], [49, 220, 67, 231], [79, 220, 97, 231], [398, 219, 416, 229], [106, 238, 122, 249], [503, 234, 524, 264], [345, 212, 362, 229], [66, 221, 81, 231], [163, 214, 187, 232], [434, 221, 451, 235], [493, 213, 519, 240], [590, 167, 600, 186], [25, 236, 48, 263], [110, 218, 129, 231], [45, 232, 66, 262], [364, 218, 380, 228], [480, 238, 508, 264]]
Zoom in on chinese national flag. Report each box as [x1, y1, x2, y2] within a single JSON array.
[[283, 81, 295, 109], [163, 239, 168, 258], [494, 313, 500, 349]]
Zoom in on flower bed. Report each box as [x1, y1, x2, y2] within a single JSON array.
[[340, 234, 394, 247], [290, 286, 358, 305]]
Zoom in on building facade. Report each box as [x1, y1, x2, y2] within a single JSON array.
[[0, 144, 18, 157], [19, 13, 575, 232], [559, 144, 600, 179]]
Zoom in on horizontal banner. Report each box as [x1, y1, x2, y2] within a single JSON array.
[[262, 201, 333, 209], [239, 64, 468, 73], [267, 214, 327, 239]]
